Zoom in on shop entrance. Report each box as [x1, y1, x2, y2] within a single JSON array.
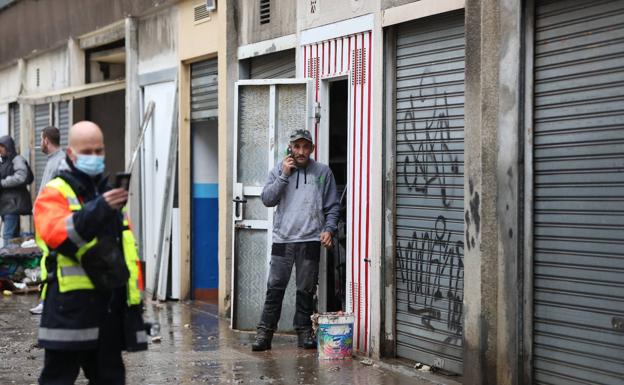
[[322, 79, 349, 312]]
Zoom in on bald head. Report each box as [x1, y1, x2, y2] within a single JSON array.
[[67, 121, 105, 164], [69, 121, 103, 148]]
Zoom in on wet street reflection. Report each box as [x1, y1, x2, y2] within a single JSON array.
[[1, 294, 435, 384]]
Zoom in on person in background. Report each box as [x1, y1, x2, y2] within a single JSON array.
[[38, 126, 65, 195], [0, 135, 33, 246], [30, 126, 65, 315]]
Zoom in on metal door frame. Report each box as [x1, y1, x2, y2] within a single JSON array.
[[317, 74, 351, 313], [230, 78, 315, 329]]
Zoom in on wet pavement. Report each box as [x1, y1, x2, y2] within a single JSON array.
[[1, 293, 452, 384]]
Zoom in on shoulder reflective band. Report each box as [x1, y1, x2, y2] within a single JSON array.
[[48, 178, 82, 211], [38, 327, 99, 342]]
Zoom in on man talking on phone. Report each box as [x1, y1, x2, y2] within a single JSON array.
[[252, 128, 340, 351], [34, 121, 147, 384]]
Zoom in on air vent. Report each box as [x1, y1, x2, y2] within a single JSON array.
[[194, 3, 210, 24], [351, 47, 366, 85], [260, 0, 270, 24], [36, 68, 40, 87], [307, 56, 319, 89]]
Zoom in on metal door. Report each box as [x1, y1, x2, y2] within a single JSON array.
[[393, 11, 465, 374], [531, 1, 624, 384], [231, 79, 314, 331], [249, 49, 296, 79], [141, 81, 177, 294], [191, 58, 218, 121]]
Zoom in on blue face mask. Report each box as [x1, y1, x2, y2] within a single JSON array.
[[74, 154, 105, 176]]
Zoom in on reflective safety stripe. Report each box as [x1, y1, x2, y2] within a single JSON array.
[[61, 265, 88, 277], [66, 196, 81, 210], [65, 215, 87, 247], [39, 327, 99, 342], [136, 330, 147, 344]]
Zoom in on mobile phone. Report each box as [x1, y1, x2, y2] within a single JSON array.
[[286, 146, 293, 157], [115, 172, 131, 190]]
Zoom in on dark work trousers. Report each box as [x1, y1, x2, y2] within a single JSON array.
[[257, 241, 321, 334], [39, 289, 126, 385]]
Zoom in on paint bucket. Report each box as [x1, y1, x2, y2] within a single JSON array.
[[316, 312, 354, 360]]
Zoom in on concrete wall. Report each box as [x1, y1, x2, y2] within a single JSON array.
[[0, 0, 177, 67], [178, 1, 220, 61], [235, 0, 296, 46], [0, 64, 21, 102], [138, 8, 178, 75], [382, 0, 419, 8], [296, 0, 376, 31], [463, 0, 523, 384], [24, 48, 69, 94]]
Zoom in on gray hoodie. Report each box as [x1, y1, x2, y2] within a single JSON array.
[[262, 158, 340, 243]]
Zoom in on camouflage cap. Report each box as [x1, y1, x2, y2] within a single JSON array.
[[289, 129, 314, 144]]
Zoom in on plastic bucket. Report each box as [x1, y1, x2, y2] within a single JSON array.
[[316, 313, 354, 360]]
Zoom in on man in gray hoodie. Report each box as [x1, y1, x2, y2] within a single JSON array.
[[252, 129, 340, 352]]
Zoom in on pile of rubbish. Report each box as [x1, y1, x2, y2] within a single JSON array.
[[0, 236, 42, 295]]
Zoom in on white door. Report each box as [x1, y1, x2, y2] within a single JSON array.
[[231, 79, 314, 331], [141, 81, 176, 294]]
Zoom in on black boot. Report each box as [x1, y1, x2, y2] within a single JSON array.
[[251, 330, 273, 352], [297, 330, 316, 349]]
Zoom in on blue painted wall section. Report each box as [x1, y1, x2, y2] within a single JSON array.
[[192, 183, 219, 291]]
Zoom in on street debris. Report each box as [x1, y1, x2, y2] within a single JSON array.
[[414, 362, 432, 372], [360, 359, 374, 366], [151, 336, 162, 343]]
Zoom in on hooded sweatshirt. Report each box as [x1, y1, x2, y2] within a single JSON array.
[[261, 158, 340, 243], [0, 135, 32, 215]]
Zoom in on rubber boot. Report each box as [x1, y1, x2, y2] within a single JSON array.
[[297, 330, 316, 349], [251, 330, 273, 352]]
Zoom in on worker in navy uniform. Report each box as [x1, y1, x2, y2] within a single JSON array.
[[35, 121, 146, 385]]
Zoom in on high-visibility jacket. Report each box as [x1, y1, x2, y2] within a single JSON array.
[[37, 177, 143, 303], [35, 175, 146, 351]]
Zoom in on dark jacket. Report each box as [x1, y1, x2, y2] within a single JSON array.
[[0, 135, 32, 215], [36, 159, 146, 351]]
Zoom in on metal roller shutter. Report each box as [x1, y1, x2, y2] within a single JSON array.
[[191, 58, 218, 121], [394, 11, 465, 374], [57, 101, 70, 150], [249, 49, 296, 79], [9, 103, 20, 152], [532, 1, 624, 384], [34, 104, 50, 192]]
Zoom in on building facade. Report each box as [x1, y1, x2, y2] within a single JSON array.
[[0, 1, 621, 385]]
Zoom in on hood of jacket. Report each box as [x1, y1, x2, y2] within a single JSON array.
[[0, 135, 17, 160]]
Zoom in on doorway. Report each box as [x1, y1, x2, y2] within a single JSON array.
[[191, 119, 219, 301], [324, 79, 349, 312]]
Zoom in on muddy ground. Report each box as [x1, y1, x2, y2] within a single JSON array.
[[1, 293, 455, 384]]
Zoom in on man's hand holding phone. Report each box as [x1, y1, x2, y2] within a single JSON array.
[[282, 150, 297, 177], [104, 172, 131, 210]]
